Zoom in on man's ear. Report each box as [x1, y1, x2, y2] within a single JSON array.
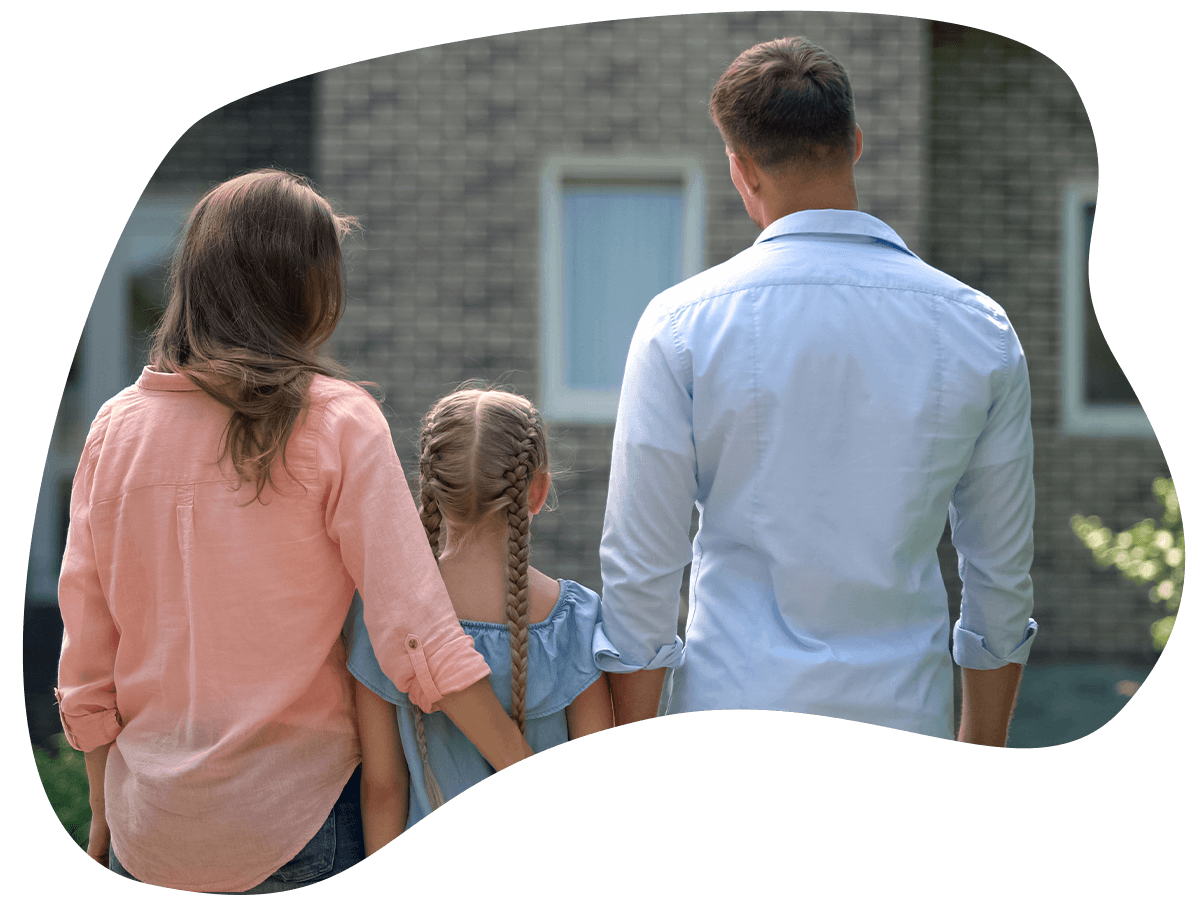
[[853, 125, 863, 164], [529, 470, 551, 516], [728, 149, 761, 195]]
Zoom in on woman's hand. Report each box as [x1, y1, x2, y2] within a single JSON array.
[[87, 814, 111, 867]]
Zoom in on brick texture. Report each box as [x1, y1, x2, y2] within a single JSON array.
[[317, 11, 928, 599]]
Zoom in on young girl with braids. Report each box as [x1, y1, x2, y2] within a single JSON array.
[[344, 387, 614, 849]]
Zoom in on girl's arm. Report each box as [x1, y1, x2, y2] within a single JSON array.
[[566, 673, 615, 740], [356, 680, 409, 855]]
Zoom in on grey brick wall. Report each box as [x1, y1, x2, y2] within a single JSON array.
[[148, 75, 315, 190], [927, 22, 1168, 658], [318, 11, 928, 595]]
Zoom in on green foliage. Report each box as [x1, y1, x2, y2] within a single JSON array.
[[32, 734, 90, 849], [1071, 477, 1185, 651]]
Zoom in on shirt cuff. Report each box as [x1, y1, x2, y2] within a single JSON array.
[[407, 631, 491, 714], [952, 618, 1038, 670], [592, 624, 684, 673], [55, 688, 123, 752]]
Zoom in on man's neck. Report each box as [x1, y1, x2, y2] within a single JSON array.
[[759, 174, 858, 228]]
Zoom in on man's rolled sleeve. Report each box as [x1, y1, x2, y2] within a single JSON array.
[[950, 330, 1038, 670], [592, 626, 684, 673], [57, 412, 124, 752], [320, 389, 490, 713], [597, 305, 694, 673]]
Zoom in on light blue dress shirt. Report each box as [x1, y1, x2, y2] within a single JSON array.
[[594, 209, 1037, 739]]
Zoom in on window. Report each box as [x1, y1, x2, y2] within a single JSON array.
[[540, 156, 704, 422], [1059, 183, 1153, 437]]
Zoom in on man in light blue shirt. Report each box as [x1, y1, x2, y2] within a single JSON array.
[[594, 36, 1037, 744]]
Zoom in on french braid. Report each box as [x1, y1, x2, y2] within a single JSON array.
[[502, 407, 540, 735], [418, 432, 444, 559], [412, 427, 448, 810]]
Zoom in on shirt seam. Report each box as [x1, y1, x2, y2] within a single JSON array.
[[88, 392, 326, 505], [660, 279, 1002, 321], [749, 292, 763, 551], [907, 296, 946, 653], [665, 305, 699, 484]]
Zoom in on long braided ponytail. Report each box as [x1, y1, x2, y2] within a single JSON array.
[[502, 407, 540, 735], [412, 386, 547, 811]]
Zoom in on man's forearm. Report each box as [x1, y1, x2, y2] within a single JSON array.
[[610, 669, 667, 726], [958, 662, 1023, 746]]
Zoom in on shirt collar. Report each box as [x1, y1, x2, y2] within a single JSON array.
[[753, 209, 917, 257], [136, 366, 202, 392]]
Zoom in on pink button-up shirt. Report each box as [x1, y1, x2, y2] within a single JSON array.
[[55, 368, 491, 892]]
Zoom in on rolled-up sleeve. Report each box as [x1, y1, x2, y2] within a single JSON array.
[[57, 410, 123, 752], [595, 304, 691, 673], [950, 328, 1038, 670], [319, 390, 490, 712]]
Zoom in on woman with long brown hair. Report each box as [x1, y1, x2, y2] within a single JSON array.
[[55, 169, 531, 892]]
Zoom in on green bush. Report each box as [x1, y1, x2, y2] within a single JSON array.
[[1071, 476, 1185, 651], [33, 734, 90, 849]]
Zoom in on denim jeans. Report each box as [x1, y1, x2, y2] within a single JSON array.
[[109, 767, 365, 893]]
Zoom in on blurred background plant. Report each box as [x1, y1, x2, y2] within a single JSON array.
[[1071, 477, 1184, 651], [33, 733, 89, 849]]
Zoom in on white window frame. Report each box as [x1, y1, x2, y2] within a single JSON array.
[[27, 195, 192, 603], [539, 155, 705, 423], [1059, 182, 1153, 437]]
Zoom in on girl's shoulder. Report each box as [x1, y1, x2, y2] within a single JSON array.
[[457, 578, 599, 637], [487, 579, 603, 719], [551, 578, 601, 620], [348, 580, 605, 715], [525, 579, 602, 716]]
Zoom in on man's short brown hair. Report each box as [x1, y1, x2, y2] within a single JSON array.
[[710, 37, 857, 171]]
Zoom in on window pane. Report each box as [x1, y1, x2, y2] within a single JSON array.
[[562, 182, 684, 390], [1082, 202, 1138, 405]]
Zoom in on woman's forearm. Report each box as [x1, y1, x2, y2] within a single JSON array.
[[83, 743, 113, 865], [435, 677, 533, 770]]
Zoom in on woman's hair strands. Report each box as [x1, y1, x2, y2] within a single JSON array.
[[151, 169, 360, 502]]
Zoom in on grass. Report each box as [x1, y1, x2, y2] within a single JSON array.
[[33, 734, 90, 849]]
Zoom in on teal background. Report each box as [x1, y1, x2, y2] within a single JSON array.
[[7, 3, 1190, 897]]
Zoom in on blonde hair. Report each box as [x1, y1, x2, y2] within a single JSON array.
[[413, 386, 548, 809]]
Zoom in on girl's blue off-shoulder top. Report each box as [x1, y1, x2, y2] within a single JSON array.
[[344, 579, 603, 826]]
